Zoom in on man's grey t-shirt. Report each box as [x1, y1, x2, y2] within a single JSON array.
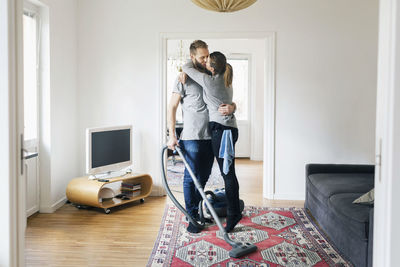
[[173, 77, 211, 140]]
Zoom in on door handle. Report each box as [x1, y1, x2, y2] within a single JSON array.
[[21, 133, 39, 175], [21, 134, 24, 175], [23, 150, 39, 160], [376, 138, 382, 182]]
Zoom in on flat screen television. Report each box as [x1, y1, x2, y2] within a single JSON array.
[[86, 125, 132, 175]]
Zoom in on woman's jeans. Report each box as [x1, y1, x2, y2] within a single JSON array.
[[179, 140, 214, 218], [209, 122, 240, 216]]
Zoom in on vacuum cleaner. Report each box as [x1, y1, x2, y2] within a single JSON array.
[[161, 145, 257, 258]]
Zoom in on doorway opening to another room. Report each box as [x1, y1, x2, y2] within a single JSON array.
[[160, 33, 276, 201]]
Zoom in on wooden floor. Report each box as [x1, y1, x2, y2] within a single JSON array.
[[25, 159, 304, 266]]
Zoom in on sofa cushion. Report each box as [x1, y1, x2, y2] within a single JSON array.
[[307, 173, 374, 206], [329, 193, 372, 240]]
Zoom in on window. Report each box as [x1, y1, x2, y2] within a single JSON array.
[[23, 11, 39, 141], [167, 58, 185, 123], [228, 58, 249, 121]]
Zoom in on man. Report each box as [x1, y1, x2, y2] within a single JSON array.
[[167, 40, 235, 233]]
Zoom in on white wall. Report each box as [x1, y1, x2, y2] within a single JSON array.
[[77, 0, 378, 199], [273, 2, 379, 199], [38, 0, 79, 211]]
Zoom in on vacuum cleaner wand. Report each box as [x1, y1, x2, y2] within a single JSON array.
[[162, 145, 257, 258]]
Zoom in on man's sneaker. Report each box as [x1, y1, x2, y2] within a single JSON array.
[[186, 222, 201, 233]]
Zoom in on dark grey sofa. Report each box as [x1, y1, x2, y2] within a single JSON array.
[[305, 164, 374, 267]]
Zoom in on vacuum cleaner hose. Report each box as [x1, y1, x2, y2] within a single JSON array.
[[161, 146, 205, 229]]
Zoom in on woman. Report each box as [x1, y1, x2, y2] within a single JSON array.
[[181, 52, 242, 233]]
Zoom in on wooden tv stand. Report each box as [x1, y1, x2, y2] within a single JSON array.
[[66, 173, 153, 214]]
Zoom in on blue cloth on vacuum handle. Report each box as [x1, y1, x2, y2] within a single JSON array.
[[219, 129, 234, 175]]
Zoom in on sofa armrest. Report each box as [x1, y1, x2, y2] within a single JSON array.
[[306, 164, 375, 177]]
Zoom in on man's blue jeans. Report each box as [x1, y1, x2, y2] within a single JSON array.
[[179, 140, 214, 218]]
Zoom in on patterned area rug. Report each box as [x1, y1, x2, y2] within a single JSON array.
[[167, 157, 224, 188], [147, 205, 353, 267]]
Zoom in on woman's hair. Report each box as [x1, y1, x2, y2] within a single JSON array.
[[209, 52, 227, 75], [224, 63, 233, 88]]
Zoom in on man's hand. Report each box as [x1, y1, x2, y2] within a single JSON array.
[[218, 103, 235, 115], [178, 72, 188, 84], [167, 135, 179, 150]]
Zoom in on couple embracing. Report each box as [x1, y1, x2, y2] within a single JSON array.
[[167, 40, 242, 234]]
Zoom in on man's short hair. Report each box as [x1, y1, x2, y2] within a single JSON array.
[[190, 40, 208, 55]]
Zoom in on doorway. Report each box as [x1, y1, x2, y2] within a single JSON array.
[[160, 33, 276, 198]]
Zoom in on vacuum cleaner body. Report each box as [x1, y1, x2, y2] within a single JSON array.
[[203, 188, 244, 218]]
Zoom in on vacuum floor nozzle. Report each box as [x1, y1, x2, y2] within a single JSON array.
[[229, 243, 257, 258]]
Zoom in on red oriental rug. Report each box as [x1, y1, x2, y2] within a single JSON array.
[[147, 205, 353, 267]]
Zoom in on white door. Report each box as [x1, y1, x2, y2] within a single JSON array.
[[2, 0, 26, 265], [229, 57, 251, 157], [23, 8, 40, 217]]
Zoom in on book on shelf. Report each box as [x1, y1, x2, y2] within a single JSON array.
[[121, 182, 141, 190], [120, 187, 141, 191], [121, 181, 140, 186], [121, 190, 141, 197]]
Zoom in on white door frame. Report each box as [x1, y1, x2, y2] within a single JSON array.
[[373, 0, 400, 265], [159, 32, 276, 199], [1, 1, 18, 265], [3, 0, 25, 266]]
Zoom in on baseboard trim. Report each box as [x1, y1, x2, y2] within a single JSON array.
[[150, 185, 165, 197], [273, 193, 305, 201], [39, 196, 67, 213], [250, 155, 263, 161], [26, 205, 39, 217]]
